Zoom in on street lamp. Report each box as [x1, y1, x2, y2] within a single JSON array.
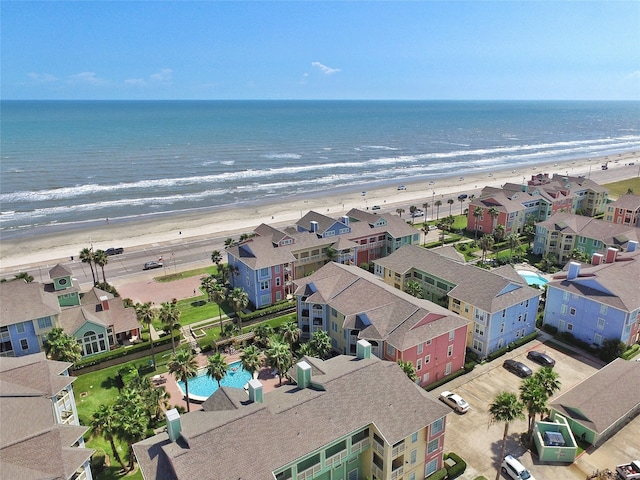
[[431, 191, 435, 220]]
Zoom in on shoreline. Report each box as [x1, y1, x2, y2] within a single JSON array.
[[1, 151, 638, 271]]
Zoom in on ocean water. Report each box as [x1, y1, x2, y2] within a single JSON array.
[[1, 100, 639, 237]]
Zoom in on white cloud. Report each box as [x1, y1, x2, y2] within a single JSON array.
[[68, 72, 108, 85], [150, 68, 172, 84], [624, 70, 640, 81], [125, 78, 146, 86], [28, 72, 58, 82], [311, 62, 341, 75]]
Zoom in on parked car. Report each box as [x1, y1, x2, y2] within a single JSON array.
[[105, 247, 124, 256], [411, 210, 424, 217], [397, 185, 407, 190], [428, 225, 438, 231], [372, 205, 381, 210], [143, 261, 163, 270], [502, 455, 535, 480], [503, 359, 532, 378], [457, 193, 468, 200], [526, 350, 556, 367], [439, 391, 470, 413]]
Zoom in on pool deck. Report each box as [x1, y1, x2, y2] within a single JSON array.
[[154, 351, 289, 412]]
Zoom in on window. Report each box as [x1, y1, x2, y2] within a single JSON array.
[[427, 439, 439, 454], [449, 330, 454, 341], [567, 323, 574, 332], [597, 318, 605, 330], [569, 307, 576, 316], [561, 305, 568, 315], [422, 372, 429, 384], [475, 323, 485, 336], [260, 280, 269, 290], [594, 333, 603, 346], [417, 342, 423, 355], [600, 304, 608, 315], [81, 330, 107, 356], [16, 322, 26, 334], [275, 277, 281, 287], [472, 339, 483, 352], [500, 323, 505, 333], [424, 354, 430, 364], [410, 449, 417, 464], [386, 344, 395, 356], [37, 317, 52, 329], [20, 338, 29, 350], [426, 339, 431, 345], [275, 265, 280, 273], [409, 473, 416, 480], [431, 417, 444, 435], [332, 322, 337, 332], [445, 362, 451, 375], [447, 345, 453, 357], [416, 358, 422, 371], [411, 432, 418, 443], [426, 459, 438, 477], [259, 267, 269, 277]]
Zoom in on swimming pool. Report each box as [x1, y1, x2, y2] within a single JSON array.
[[517, 270, 549, 287], [177, 361, 252, 400]]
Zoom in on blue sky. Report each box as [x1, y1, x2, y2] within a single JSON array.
[[2, 1, 639, 100]]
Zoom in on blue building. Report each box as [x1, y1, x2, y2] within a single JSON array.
[[542, 243, 640, 349]]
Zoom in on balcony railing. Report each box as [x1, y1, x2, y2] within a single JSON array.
[[391, 442, 405, 457], [391, 465, 404, 480], [296, 463, 321, 480], [373, 441, 385, 456], [351, 438, 370, 453], [324, 450, 347, 467]]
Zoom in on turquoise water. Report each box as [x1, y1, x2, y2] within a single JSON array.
[[517, 270, 549, 287], [2, 100, 639, 235], [177, 361, 252, 398]]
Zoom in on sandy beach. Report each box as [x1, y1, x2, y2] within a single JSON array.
[[1, 151, 638, 271]]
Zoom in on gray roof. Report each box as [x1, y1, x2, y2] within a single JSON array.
[[134, 355, 450, 480], [374, 245, 540, 313], [0, 353, 93, 480], [547, 249, 640, 312], [59, 291, 140, 336], [538, 212, 640, 248], [294, 262, 469, 350], [0, 280, 60, 327], [550, 358, 640, 435], [609, 193, 640, 211]]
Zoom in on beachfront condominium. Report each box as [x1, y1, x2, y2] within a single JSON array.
[[604, 193, 640, 227], [542, 246, 640, 349], [533, 212, 640, 265], [133, 344, 452, 480], [293, 262, 469, 387], [0, 352, 94, 479], [373, 245, 541, 360], [466, 173, 609, 237], [0, 263, 142, 359], [225, 208, 419, 309]]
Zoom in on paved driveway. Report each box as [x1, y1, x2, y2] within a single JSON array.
[[440, 338, 635, 480]]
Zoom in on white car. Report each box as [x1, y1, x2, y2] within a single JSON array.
[[439, 391, 470, 413]]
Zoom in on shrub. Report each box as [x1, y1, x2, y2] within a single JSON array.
[[464, 361, 475, 373], [426, 467, 447, 480], [445, 452, 467, 479], [425, 368, 467, 391], [622, 344, 640, 360]]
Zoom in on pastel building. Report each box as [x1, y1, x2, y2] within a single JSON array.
[[374, 245, 541, 359], [0, 264, 141, 358], [0, 352, 94, 479], [466, 173, 608, 236], [134, 347, 452, 480], [226, 209, 419, 309], [294, 262, 469, 387], [604, 194, 640, 227], [542, 244, 640, 348], [534, 212, 640, 265]]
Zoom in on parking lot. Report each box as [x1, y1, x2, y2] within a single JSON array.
[[440, 337, 639, 480]]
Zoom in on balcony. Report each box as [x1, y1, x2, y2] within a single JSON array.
[[390, 465, 404, 480], [296, 463, 321, 480], [351, 438, 370, 453], [324, 450, 347, 467], [391, 441, 405, 457]]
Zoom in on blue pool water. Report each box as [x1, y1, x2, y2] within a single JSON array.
[[177, 361, 252, 399], [517, 270, 549, 287]]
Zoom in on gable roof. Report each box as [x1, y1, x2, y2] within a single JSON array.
[[609, 193, 640, 211], [538, 212, 640, 248], [134, 355, 451, 480], [550, 358, 640, 435], [0, 280, 60, 327]]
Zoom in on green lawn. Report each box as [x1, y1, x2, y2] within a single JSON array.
[[603, 177, 640, 199], [154, 266, 217, 282]]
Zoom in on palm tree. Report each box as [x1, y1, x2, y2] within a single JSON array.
[[488, 206, 500, 234], [113, 388, 149, 472], [422, 202, 430, 219], [507, 233, 521, 262], [309, 330, 332, 359], [279, 321, 301, 350], [228, 287, 249, 328], [494, 223, 506, 243], [14, 271, 34, 283], [79, 247, 97, 285], [240, 344, 261, 379], [447, 198, 454, 216], [435, 200, 442, 220], [210, 282, 228, 332], [421, 224, 430, 246], [404, 280, 424, 299], [325, 245, 338, 263], [211, 249, 222, 272], [397, 359, 418, 382], [252, 323, 274, 348], [396, 207, 405, 218], [533, 367, 561, 399], [135, 302, 157, 370], [266, 339, 293, 386], [94, 249, 109, 284], [458, 197, 466, 215], [43, 327, 82, 364], [168, 349, 198, 412], [206, 352, 228, 387], [91, 404, 126, 471], [228, 264, 240, 288], [519, 377, 548, 440], [200, 275, 216, 300], [479, 234, 495, 264], [473, 206, 483, 240], [489, 391, 525, 480], [159, 301, 181, 353]]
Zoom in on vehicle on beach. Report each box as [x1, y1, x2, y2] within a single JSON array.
[[361, 191, 367, 196], [371, 205, 381, 210], [397, 185, 406, 190], [439, 391, 470, 413], [457, 193, 468, 200], [527, 351, 556, 367], [143, 261, 163, 270], [105, 247, 124, 256], [503, 359, 532, 378]]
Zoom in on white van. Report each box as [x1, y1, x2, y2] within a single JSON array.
[[502, 455, 535, 480]]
